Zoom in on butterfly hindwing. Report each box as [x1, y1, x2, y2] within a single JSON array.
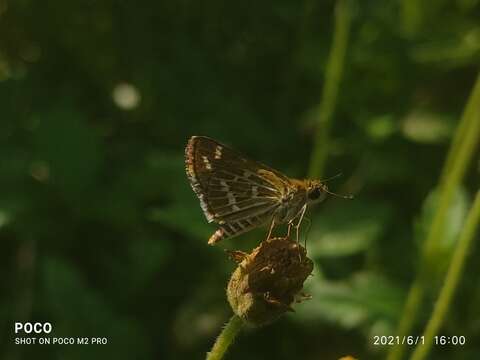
[[185, 136, 289, 243], [207, 206, 277, 244]]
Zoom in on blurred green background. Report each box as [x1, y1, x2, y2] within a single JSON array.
[[1, 0, 479, 359]]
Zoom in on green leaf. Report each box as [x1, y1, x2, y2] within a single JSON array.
[[127, 237, 171, 290], [401, 110, 455, 144], [295, 272, 404, 335], [147, 202, 213, 241], [365, 114, 397, 141], [87, 152, 189, 226], [414, 186, 470, 271], [145, 152, 190, 200], [172, 283, 229, 348], [410, 27, 480, 66], [33, 108, 102, 197], [307, 200, 391, 257], [41, 257, 152, 359]]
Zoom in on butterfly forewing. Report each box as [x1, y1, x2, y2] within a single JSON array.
[[185, 136, 289, 244]]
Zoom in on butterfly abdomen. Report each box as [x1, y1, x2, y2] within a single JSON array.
[[208, 229, 225, 245], [208, 218, 262, 244]]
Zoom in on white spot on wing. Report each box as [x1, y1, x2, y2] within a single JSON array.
[[202, 155, 212, 170], [220, 180, 229, 191], [227, 192, 235, 204], [198, 194, 214, 222], [215, 146, 223, 159], [243, 170, 254, 178]]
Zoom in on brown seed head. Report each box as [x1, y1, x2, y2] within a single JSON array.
[[226, 237, 313, 327]]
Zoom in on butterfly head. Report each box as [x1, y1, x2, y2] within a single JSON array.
[[306, 180, 354, 203], [306, 181, 329, 204]]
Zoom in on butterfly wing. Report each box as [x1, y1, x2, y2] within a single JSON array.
[[185, 136, 291, 244]]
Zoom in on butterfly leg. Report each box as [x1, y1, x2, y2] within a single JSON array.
[[302, 217, 312, 248], [266, 218, 276, 240], [290, 205, 308, 261], [286, 221, 293, 239], [294, 204, 307, 244]]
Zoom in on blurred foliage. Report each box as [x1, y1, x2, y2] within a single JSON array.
[[1, 0, 480, 359], [414, 187, 469, 270]]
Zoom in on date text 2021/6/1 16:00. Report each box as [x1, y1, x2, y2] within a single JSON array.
[[373, 335, 466, 346]]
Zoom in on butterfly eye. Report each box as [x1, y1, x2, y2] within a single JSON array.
[[308, 187, 322, 200]]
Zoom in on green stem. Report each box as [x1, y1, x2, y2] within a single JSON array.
[[410, 190, 480, 360], [439, 78, 480, 200], [401, 0, 422, 37], [206, 315, 244, 360], [308, 0, 352, 179], [386, 73, 480, 360]]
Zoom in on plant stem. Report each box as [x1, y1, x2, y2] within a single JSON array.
[[410, 190, 480, 360], [439, 75, 480, 210], [308, 0, 352, 179], [206, 315, 243, 360], [421, 75, 480, 264], [386, 72, 480, 360], [401, 0, 422, 37]]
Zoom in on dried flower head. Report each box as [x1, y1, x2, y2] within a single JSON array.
[[226, 237, 313, 327]]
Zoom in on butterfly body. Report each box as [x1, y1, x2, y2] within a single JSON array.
[[185, 136, 329, 244]]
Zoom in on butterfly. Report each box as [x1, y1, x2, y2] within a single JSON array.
[[185, 136, 351, 245]]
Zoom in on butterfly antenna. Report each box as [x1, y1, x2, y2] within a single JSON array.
[[324, 188, 354, 200], [321, 172, 343, 183]]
